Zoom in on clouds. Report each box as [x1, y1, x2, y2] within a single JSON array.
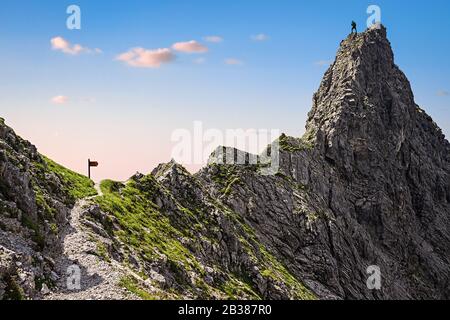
[[50, 95, 97, 105], [51, 95, 69, 105], [204, 36, 223, 43], [172, 40, 208, 53], [116, 40, 210, 68], [116, 47, 175, 68], [51, 36, 101, 55], [51, 34, 259, 69], [251, 33, 270, 42], [437, 90, 449, 97]]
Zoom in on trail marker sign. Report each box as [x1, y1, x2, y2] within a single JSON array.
[[88, 159, 98, 179]]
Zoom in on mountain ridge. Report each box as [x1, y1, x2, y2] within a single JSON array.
[[1, 25, 449, 300]]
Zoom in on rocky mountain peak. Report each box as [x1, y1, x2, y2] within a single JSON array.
[[2, 25, 449, 301], [310, 25, 396, 111], [305, 25, 449, 173], [292, 25, 450, 299]]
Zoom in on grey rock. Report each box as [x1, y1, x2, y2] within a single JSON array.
[[1, 25, 449, 300], [40, 283, 50, 295]]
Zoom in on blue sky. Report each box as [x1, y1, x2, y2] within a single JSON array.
[[0, 0, 449, 180]]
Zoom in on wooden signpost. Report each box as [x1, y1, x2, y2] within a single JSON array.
[[88, 159, 99, 179]]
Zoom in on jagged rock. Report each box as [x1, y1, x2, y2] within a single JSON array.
[[197, 25, 450, 299], [296, 25, 450, 298], [1, 25, 449, 300], [1, 119, 97, 299]]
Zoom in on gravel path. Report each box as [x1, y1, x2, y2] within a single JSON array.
[[44, 184, 136, 300]]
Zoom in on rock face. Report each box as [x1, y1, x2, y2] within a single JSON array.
[[301, 26, 450, 298], [82, 26, 448, 300], [1, 26, 449, 300], [0, 118, 96, 299], [201, 26, 450, 299]]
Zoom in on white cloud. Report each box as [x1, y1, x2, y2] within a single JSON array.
[[225, 58, 243, 66], [51, 95, 69, 105], [204, 36, 224, 43], [172, 40, 208, 53], [116, 47, 175, 68], [251, 33, 270, 42], [51, 36, 101, 55]]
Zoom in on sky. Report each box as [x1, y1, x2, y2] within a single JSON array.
[[0, 0, 449, 181]]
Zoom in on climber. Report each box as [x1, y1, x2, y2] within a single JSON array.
[[351, 21, 357, 34]]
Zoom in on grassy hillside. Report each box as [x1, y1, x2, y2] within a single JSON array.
[[91, 170, 315, 300]]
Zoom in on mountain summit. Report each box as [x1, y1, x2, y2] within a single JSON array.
[[308, 25, 449, 169], [299, 25, 450, 298], [1, 26, 449, 300]]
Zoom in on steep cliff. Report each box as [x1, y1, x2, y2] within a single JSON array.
[[1, 25, 449, 300], [299, 25, 450, 298], [76, 26, 449, 300], [199, 26, 450, 299]]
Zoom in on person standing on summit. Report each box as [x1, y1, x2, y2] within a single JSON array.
[[351, 21, 357, 34]]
